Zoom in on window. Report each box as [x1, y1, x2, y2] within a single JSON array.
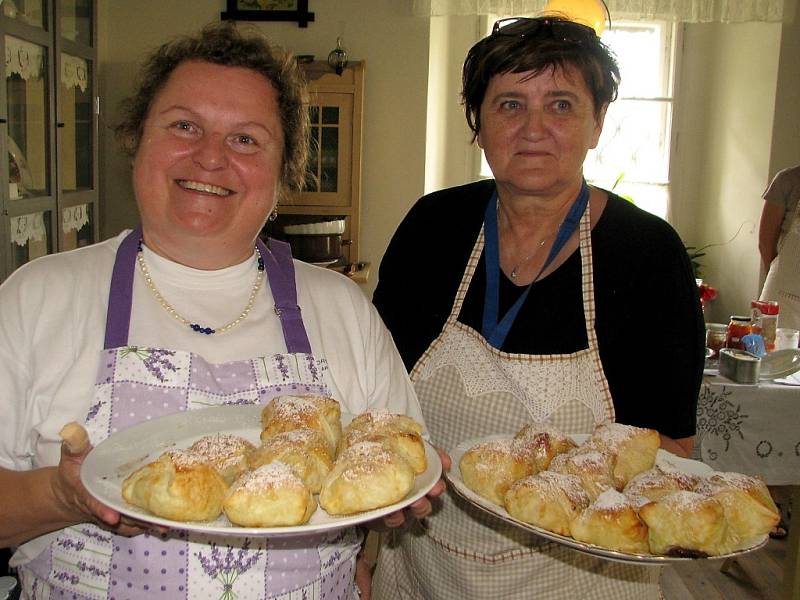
[[585, 21, 678, 220], [478, 19, 679, 220]]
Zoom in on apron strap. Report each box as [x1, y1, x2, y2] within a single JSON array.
[[104, 227, 141, 349], [258, 238, 313, 354]]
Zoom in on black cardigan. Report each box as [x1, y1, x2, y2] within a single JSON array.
[[373, 179, 704, 439]]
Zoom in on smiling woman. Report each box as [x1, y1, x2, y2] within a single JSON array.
[[0, 22, 442, 600], [132, 60, 285, 269]]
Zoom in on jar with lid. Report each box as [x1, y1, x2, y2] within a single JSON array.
[[705, 323, 728, 358], [751, 300, 779, 352], [726, 316, 752, 350]]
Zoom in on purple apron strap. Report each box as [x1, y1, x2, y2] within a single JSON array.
[[257, 237, 313, 354], [104, 227, 142, 349]]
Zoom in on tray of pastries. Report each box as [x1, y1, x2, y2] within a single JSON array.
[[446, 422, 777, 564], [81, 397, 441, 536]]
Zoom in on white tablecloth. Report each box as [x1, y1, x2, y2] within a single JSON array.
[[697, 374, 800, 486]]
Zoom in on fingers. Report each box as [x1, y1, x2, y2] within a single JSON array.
[[385, 509, 407, 528], [59, 422, 91, 455], [436, 446, 452, 471]]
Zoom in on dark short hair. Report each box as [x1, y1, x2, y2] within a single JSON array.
[[462, 16, 620, 140], [116, 22, 309, 195]]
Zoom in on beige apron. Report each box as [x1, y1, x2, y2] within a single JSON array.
[[761, 199, 800, 330], [372, 200, 661, 599]]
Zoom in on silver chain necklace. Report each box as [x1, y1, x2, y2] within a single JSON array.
[[509, 238, 547, 280], [497, 198, 551, 280], [136, 241, 266, 335]]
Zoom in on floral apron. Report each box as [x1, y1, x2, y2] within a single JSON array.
[[761, 199, 800, 330], [373, 199, 662, 599], [17, 229, 361, 600]]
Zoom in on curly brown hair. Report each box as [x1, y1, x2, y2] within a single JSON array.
[[116, 22, 309, 196], [462, 16, 620, 141]]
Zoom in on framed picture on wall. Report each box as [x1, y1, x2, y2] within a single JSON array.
[[221, 1, 315, 28]]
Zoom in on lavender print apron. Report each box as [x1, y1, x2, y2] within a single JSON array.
[[17, 229, 361, 600]]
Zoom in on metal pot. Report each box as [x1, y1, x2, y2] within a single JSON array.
[[285, 233, 343, 264]]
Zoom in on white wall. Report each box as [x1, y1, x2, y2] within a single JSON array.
[[672, 21, 781, 325], [98, 0, 430, 298]]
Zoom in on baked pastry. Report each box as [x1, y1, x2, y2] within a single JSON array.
[[548, 445, 616, 501], [341, 411, 427, 474], [122, 450, 228, 521], [513, 423, 577, 471], [638, 491, 728, 556], [188, 433, 256, 485], [260, 395, 342, 457], [588, 422, 660, 489], [569, 489, 650, 554], [694, 472, 780, 549], [319, 441, 415, 515], [223, 461, 317, 527], [623, 464, 699, 507], [504, 471, 590, 536], [248, 428, 333, 493], [459, 438, 538, 506]]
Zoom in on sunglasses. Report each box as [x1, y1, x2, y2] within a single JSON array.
[[491, 17, 599, 42]]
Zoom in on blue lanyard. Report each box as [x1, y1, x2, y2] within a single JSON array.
[[481, 182, 590, 348]]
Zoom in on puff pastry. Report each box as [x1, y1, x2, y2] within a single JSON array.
[[223, 461, 317, 527], [513, 423, 577, 471], [548, 445, 616, 501], [504, 471, 589, 536], [623, 464, 699, 507], [122, 450, 228, 521], [319, 441, 415, 515], [260, 395, 342, 457], [459, 438, 538, 506], [248, 428, 333, 493], [569, 489, 650, 554], [589, 422, 660, 489], [341, 411, 427, 474], [638, 491, 728, 556], [694, 472, 779, 550], [188, 433, 255, 485]]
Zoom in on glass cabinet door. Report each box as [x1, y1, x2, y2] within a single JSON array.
[[2, 0, 46, 29], [59, 52, 92, 193], [59, 0, 92, 45], [290, 91, 352, 207], [5, 34, 50, 201]]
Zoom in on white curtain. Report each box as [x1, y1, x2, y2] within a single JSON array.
[[411, 0, 787, 22]]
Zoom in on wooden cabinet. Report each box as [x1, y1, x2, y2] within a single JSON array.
[[0, 0, 98, 281], [268, 60, 364, 268]]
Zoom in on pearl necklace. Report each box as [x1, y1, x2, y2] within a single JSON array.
[[136, 241, 265, 335]]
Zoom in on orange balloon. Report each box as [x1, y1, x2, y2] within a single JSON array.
[[543, 0, 607, 35]]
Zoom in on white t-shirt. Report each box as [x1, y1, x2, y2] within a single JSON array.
[[0, 231, 423, 472]]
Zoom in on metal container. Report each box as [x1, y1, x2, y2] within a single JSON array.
[[718, 348, 761, 383]]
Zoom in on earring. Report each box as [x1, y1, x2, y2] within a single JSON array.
[[268, 209, 278, 222]]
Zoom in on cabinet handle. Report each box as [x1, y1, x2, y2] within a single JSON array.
[[57, 122, 65, 128], [0, 118, 6, 123]]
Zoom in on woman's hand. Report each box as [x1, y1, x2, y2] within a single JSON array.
[[375, 446, 451, 530], [50, 436, 149, 537], [0, 425, 152, 548]]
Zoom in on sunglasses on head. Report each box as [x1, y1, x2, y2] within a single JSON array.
[[491, 17, 599, 42]]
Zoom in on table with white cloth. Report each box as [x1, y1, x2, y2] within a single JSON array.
[[696, 373, 800, 600]]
